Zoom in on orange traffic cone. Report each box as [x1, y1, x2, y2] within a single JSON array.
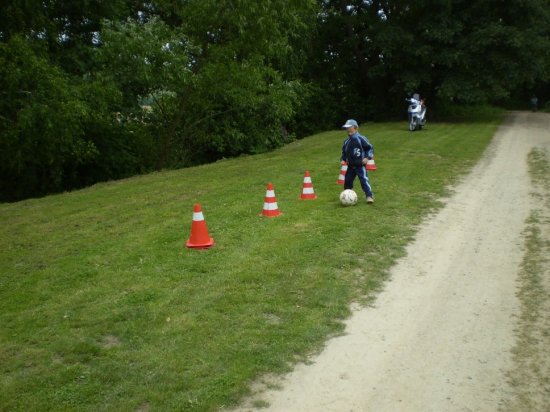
[[337, 162, 348, 184], [260, 183, 281, 217], [365, 157, 377, 171], [300, 171, 317, 200], [186, 203, 214, 249]]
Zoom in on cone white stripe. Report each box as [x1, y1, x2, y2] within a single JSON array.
[[193, 211, 205, 221], [303, 188, 314, 194], [266, 190, 275, 197], [264, 202, 279, 210], [304, 177, 312, 184]]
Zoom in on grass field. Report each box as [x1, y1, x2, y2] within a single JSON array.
[[0, 113, 503, 411]]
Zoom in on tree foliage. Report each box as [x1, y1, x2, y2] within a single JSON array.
[[1, 0, 549, 201], [306, 0, 550, 121], [0, 36, 93, 199], [0, 33, 157, 201], [138, 0, 318, 167]]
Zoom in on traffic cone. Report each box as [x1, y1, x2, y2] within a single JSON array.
[[337, 162, 348, 184], [365, 157, 377, 171], [300, 171, 317, 200], [186, 203, 214, 249], [260, 183, 281, 217]]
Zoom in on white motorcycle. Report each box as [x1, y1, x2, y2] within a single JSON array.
[[406, 94, 427, 131]]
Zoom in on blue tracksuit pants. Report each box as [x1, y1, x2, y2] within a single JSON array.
[[344, 165, 373, 198]]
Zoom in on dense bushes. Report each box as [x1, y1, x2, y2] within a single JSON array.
[[1, 0, 549, 201]]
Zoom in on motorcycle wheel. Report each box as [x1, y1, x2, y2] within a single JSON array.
[[409, 118, 417, 131]]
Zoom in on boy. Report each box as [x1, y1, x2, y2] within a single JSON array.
[[341, 119, 374, 204]]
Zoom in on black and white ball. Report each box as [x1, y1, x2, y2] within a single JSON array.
[[339, 189, 358, 206]]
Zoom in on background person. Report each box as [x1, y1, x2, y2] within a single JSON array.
[[530, 95, 538, 112]]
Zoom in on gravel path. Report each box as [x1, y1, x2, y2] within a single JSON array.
[[233, 112, 550, 412]]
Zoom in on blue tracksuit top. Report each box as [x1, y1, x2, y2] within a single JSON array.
[[341, 131, 374, 164]]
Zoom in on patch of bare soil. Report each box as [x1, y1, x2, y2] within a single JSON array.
[[231, 112, 550, 412]]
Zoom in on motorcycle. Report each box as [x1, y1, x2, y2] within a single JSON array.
[[406, 94, 427, 131]]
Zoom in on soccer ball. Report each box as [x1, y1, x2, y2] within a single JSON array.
[[339, 189, 358, 206]]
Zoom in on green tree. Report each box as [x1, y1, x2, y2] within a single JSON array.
[[0, 0, 137, 73], [306, 0, 550, 121], [162, 0, 318, 166], [0, 1, 161, 201], [0, 34, 157, 202], [1, 1, 318, 199], [0, 36, 97, 200], [99, 0, 318, 168]]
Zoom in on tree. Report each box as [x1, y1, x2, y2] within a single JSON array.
[[0, 33, 157, 202], [305, 0, 550, 121], [101, 0, 319, 168], [0, 0, 137, 74], [0, 1, 161, 201], [0, 36, 97, 200], [0, 1, 319, 200]]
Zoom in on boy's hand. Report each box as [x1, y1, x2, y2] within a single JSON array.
[[341, 161, 347, 165], [362, 158, 368, 165]]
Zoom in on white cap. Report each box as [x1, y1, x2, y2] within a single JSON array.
[[342, 119, 358, 128]]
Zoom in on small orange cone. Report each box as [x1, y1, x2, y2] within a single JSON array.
[[337, 162, 348, 184], [365, 157, 377, 171], [300, 171, 317, 200], [260, 183, 281, 217], [186, 203, 214, 249]]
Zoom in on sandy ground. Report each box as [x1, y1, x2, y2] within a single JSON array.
[[233, 112, 550, 412]]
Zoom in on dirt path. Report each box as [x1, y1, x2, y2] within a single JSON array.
[[233, 112, 550, 412]]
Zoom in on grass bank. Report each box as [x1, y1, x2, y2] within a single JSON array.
[[504, 148, 550, 411], [1, 114, 503, 411]]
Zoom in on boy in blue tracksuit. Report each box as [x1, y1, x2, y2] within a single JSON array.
[[340, 119, 374, 203]]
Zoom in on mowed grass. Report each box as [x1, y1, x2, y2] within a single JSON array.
[[1, 114, 503, 411]]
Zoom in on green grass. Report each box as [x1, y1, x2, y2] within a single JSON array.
[[505, 148, 550, 411], [1, 116, 503, 411]]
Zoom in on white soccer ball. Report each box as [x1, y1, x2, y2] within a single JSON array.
[[339, 189, 358, 206]]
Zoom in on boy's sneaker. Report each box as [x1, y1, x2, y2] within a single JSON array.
[[366, 196, 374, 204]]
